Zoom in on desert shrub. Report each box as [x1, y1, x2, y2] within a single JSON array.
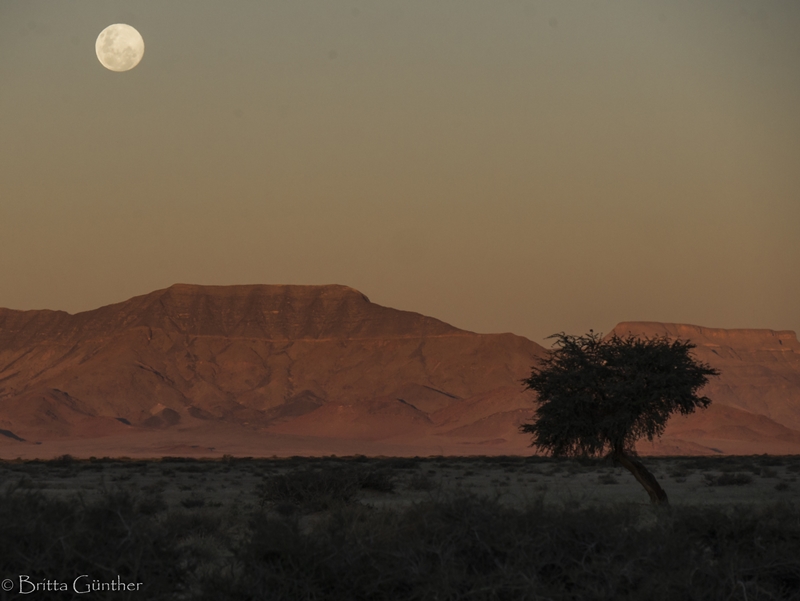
[[6, 458, 800, 600], [704, 472, 754, 486], [138, 492, 169, 515], [357, 467, 396, 492], [197, 495, 800, 601], [760, 467, 779, 478], [478, 455, 519, 465], [756, 455, 785, 467], [55, 468, 80, 478], [14, 476, 38, 489], [668, 466, 694, 479], [574, 456, 604, 467], [163, 507, 225, 538], [182, 496, 207, 509], [567, 462, 590, 474], [257, 465, 393, 512], [177, 465, 208, 473], [161, 456, 199, 463], [406, 471, 437, 491], [785, 460, 800, 473], [684, 457, 721, 471], [0, 488, 186, 599], [598, 473, 619, 485], [717, 472, 754, 486], [46, 454, 76, 467], [775, 481, 791, 492], [718, 461, 759, 474], [381, 457, 421, 470]]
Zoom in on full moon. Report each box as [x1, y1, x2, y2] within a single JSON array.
[[95, 24, 145, 72]]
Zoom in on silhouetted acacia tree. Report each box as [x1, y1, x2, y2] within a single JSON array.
[[521, 331, 719, 505]]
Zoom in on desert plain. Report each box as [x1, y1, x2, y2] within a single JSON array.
[[2, 285, 800, 599], [4, 454, 799, 511], [2, 454, 800, 600]]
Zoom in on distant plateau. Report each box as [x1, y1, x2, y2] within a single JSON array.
[[1, 284, 799, 458]]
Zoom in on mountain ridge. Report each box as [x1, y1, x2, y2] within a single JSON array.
[[1, 285, 799, 458]]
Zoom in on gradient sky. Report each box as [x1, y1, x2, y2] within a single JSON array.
[[1, 0, 798, 343]]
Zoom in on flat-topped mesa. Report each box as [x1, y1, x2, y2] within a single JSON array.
[[0, 284, 546, 437], [611, 322, 800, 352], [120, 283, 466, 340], [0, 284, 465, 346], [609, 321, 800, 433]]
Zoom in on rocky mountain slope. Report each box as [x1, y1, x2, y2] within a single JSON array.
[[0, 284, 544, 454], [611, 322, 800, 455], [1, 286, 798, 457]]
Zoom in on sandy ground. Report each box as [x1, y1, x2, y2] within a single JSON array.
[[2, 455, 798, 513], [7, 418, 800, 461]]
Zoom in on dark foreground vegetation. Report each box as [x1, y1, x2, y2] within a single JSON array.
[[1, 455, 799, 600]]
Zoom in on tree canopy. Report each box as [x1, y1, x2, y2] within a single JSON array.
[[521, 330, 720, 504]]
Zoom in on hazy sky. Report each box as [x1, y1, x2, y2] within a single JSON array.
[[1, 0, 798, 343]]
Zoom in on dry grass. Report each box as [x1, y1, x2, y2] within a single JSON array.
[[1, 455, 799, 599]]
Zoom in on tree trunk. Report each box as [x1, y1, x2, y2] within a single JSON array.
[[612, 449, 669, 505]]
